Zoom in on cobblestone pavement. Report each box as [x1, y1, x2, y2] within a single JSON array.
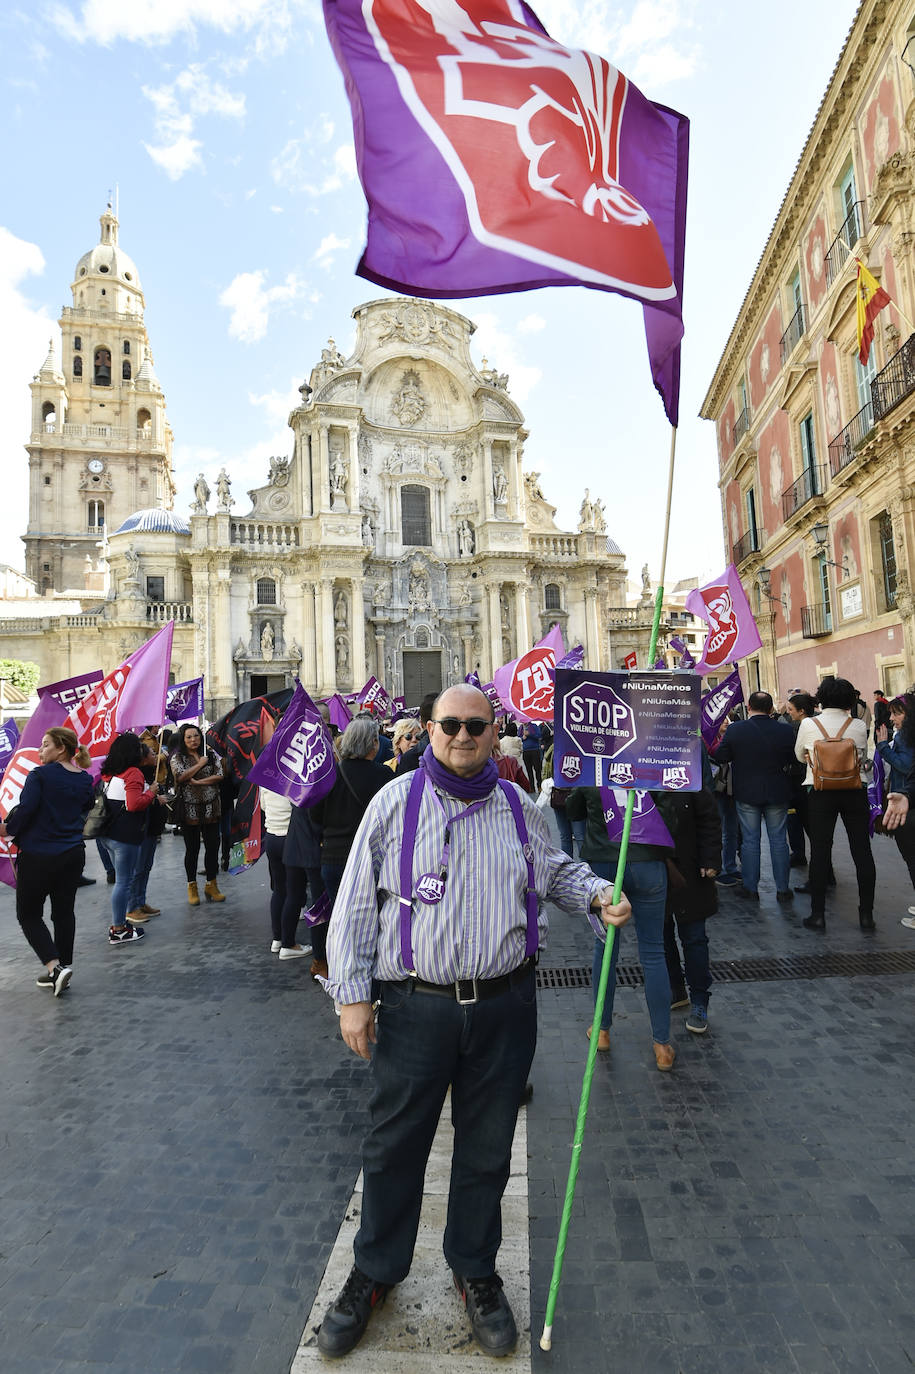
[[2, 820, 915, 1372]]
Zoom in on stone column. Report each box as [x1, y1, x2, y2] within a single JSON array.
[[318, 425, 331, 512], [482, 439, 494, 518], [317, 577, 336, 694], [301, 579, 318, 691], [351, 577, 366, 686], [212, 565, 234, 699], [583, 586, 601, 666], [487, 580, 502, 679], [375, 630, 386, 681], [513, 582, 529, 652]]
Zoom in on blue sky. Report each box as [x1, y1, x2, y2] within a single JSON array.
[[1, 0, 860, 588]]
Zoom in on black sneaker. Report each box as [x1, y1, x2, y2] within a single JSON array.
[[109, 925, 146, 945], [36, 969, 55, 988], [317, 1264, 390, 1357], [52, 965, 72, 996], [106, 871, 116, 884], [685, 1004, 708, 1034], [776, 890, 794, 903], [453, 1272, 517, 1357]]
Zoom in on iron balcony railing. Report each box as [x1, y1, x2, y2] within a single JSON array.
[[828, 400, 874, 477], [782, 464, 826, 522], [825, 200, 866, 288], [732, 405, 750, 446], [779, 303, 806, 362], [733, 528, 766, 565], [801, 603, 832, 639], [872, 332, 915, 423]]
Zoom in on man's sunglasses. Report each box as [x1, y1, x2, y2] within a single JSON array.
[[431, 717, 493, 737]]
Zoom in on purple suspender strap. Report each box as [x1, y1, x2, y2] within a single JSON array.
[[398, 771, 540, 974], [497, 780, 541, 960]]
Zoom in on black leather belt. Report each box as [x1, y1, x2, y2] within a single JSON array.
[[386, 956, 535, 1006]]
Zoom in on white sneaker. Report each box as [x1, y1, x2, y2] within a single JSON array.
[[278, 944, 312, 960], [901, 916, 915, 929], [270, 940, 282, 953], [908, 906, 915, 917]]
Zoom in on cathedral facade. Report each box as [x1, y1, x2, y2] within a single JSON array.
[[2, 212, 652, 719]]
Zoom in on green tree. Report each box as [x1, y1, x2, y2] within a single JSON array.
[[0, 659, 41, 697]]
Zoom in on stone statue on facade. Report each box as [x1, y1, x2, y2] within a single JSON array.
[[391, 370, 426, 427], [192, 473, 210, 513], [641, 563, 652, 598], [409, 562, 429, 611], [216, 468, 233, 512], [578, 489, 593, 531], [261, 621, 275, 661], [362, 515, 375, 549], [334, 591, 348, 630], [493, 463, 508, 507], [592, 498, 607, 534], [321, 338, 346, 370], [124, 544, 140, 581], [335, 635, 349, 673], [268, 455, 290, 487], [458, 520, 475, 557], [330, 448, 348, 509]]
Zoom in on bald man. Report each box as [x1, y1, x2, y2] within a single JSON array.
[[318, 684, 631, 1359]]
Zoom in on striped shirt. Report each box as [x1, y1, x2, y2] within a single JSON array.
[[326, 772, 610, 1005]]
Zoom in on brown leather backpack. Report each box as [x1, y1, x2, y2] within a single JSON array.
[[806, 716, 862, 791]]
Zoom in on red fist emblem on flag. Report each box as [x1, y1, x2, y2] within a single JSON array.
[[700, 586, 739, 667]]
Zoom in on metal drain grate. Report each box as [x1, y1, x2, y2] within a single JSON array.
[[536, 948, 915, 991]]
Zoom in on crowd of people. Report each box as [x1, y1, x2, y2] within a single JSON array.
[[4, 672, 915, 1356]]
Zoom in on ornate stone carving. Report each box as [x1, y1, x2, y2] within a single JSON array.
[[391, 369, 427, 427], [334, 590, 349, 630], [480, 357, 509, 390], [216, 468, 233, 513], [492, 462, 508, 506], [453, 443, 474, 480], [408, 560, 430, 612], [268, 455, 290, 487], [359, 432, 373, 469], [377, 301, 455, 349], [330, 440, 349, 510], [457, 519, 475, 556], [261, 621, 274, 660], [871, 149, 915, 225]]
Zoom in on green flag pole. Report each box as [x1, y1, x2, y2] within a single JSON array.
[[540, 425, 678, 1351]]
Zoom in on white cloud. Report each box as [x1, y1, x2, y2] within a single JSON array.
[[517, 313, 546, 334], [517, 0, 698, 91], [631, 43, 697, 87], [143, 64, 245, 180], [312, 233, 351, 269], [219, 269, 307, 343], [470, 312, 542, 404], [49, 0, 302, 48], [0, 228, 55, 572], [249, 379, 305, 426], [271, 125, 357, 196]]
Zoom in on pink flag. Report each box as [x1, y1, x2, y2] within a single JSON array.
[[0, 694, 68, 887], [492, 624, 564, 722], [67, 621, 175, 769], [685, 566, 762, 675]]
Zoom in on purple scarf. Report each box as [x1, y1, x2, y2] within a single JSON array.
[[419, 744, 500, 800]]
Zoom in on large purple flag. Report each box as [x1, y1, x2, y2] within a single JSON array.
[[323, 0, 689, 424], [868, 752, 887, 837], [599, 787, 673, 848], [165, 676, 205, 722], [67, 621, 175, 769], [38, 668, 104, 710], [0, 719, 20, 775], [248, 681, 337, 808], [0, 695, 68, 887], [685, 567, 762, 676], [699, 668, 744, 753]]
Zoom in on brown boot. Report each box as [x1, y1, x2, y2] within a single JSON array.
[[310, 958, 329, 980], [187, 881, 200, 906], [126, 909, 150, 924], [653, 1041, 676, 1072], [203, 879, 226, 903]]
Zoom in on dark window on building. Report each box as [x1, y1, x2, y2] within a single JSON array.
[[879, 511, 897, 609], [88, 499, 105, 530], [146, 576, 165, 602], [123, 340, 130, 355], [544, 583, 561, 610], [256, 578, 277, 605], [94, 347, 111, 386], [401, 484, 432, 545], [73, 356, 82, 377], [43, 475, 51, 486], [122, 360, 131, 380], [73, 336, 81, 351]]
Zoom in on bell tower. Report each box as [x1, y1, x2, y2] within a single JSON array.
[[23, 205, 177, 591]]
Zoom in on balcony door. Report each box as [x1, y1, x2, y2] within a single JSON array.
[[817, 555, 832, 633]]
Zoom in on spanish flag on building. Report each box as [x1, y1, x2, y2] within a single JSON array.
[[856, 258, 891, 366]]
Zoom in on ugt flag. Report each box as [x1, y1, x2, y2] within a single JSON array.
[[0, 695, 68, 887], [166, 676, 205, 723], [248, 681, 337, 808], [493, 623, 564, 722], [38, 668, 104, 710], [699, 667, 743, 752], [685, 567, 761, 676], [67, 621, 175, 769], [323, 0, 689, 424], [0, 719, 20, 776], [358, 676, 392, 717]]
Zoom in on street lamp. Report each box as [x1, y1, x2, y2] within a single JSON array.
[[810, 521, 849, 577]]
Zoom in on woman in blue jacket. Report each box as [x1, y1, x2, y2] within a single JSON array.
[[0, 726, 94, 995]]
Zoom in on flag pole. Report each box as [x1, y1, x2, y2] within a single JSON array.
[[540, 426, 678, 1352]]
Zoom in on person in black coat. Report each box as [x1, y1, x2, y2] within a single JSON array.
[[714, 690, 796, 902], [663, 788, 722, 1034], [397, 693, 437, 774]]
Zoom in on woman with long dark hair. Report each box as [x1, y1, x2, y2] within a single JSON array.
[[0, 727, 94, 993], [170, 722, 225, 905], [100, 732, 162, 945], [876, 693, 915, 928]]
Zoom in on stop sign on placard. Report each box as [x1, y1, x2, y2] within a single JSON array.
[[509, 646, 556, 720], [562, 678, 636, 759]]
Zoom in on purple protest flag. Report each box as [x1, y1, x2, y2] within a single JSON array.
[[303, 889, 333, 927], [358, 676, 393, 717], [868, 753, 887, 837], [67, 621, 175, 769], [493, 624, 564, 722], [323, 693, 353, 732], [465, 670, 482, 688], [482, 681, 503, 715], [685, 567, 762, 676], [165, 676, 205, 723], [668, 636, 696, 670], [0, 694, 68, 888], [0, 719, 20, 775], [600, 787, 674, 848], [323, 0, 689, 425], [556, 645, 584, 671], [248, 681, 337, 808], [652, 656, 666, 670], [38, 668, 104, 710], [699, 668, 744, 753]]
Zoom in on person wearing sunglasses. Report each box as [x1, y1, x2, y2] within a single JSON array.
[[384, 718, 423, 773], [318, 683, 631, 1360]]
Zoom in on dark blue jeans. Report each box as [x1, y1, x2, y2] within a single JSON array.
[[590, 858, 670, 1043], [664, 914, 711, 1008], [127, 833, 158, 910], [355, 969, 537, 1285], [554, 808, 586, 858], [716, 794, 740, 878]]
